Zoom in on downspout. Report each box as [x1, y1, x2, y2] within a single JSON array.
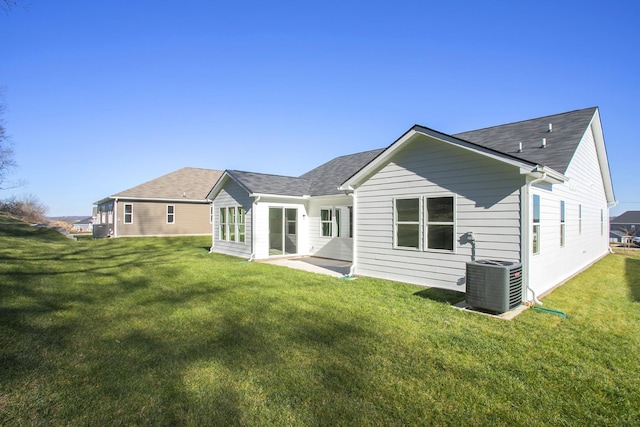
[[247, 196, 260, 262], [524, 171, 546, 305], [348, 190, 357, 277]]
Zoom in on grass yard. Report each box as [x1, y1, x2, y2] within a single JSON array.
[[1, 215, 639, 426]]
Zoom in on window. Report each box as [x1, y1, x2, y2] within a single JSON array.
[[579, 204, 582, 234], [219, 208, 227, 240], [533, 195, 540, 254], [335, 209, 342, 237], [210, 205, 214, 224], [426, 196, 454, 251], [348, 206, 353, 238], [167, 205, 175, 224], [220, 206, 245, 243], [124, 204, 133, 224], [321, 209, 332, 237], [601, 209, 604, 236], [560, 200, 565, 247], [395, 198, 420, 249], [238, 207, 245, 243]]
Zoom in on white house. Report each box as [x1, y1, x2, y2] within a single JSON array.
[[208, 107, 615, 303]]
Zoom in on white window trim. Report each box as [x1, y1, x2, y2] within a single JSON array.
[[393, 197, 422, 250], [219, 206, 246, 244], [532, 194, 540, 255], [425, 194, 456, 254], [166, 204, 175, 224], [124, 203, 133, 224], [320, 207, 333, 238]]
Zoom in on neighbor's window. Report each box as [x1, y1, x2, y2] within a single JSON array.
[[560, 200, 565, 247], [124, 204, 133, 224], [426, 196, 454, 251], [395, 198, 420, 249], [167, 205, 175, 224], [321, 208, 332, 237], [219, 208, 227, 240], [533, 195, 540, 254]]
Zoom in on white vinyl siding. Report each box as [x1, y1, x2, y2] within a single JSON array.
[[528, 125, 610, 297], [212, 179, 253, 259], [354, 135, 522, 291]]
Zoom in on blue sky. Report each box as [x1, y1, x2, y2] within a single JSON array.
[[1, 0, 638, 217]]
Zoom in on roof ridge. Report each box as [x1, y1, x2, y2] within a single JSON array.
[[452, 106, 598, 135]]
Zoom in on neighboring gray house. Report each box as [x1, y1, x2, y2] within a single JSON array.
[[72, 216, 94, 232], [208, 107, 615, 303], [94, 167, 222, 238], [610, 211, 640, 236]]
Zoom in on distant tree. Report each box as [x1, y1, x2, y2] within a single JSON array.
[[0, 194, 48, 223], [0, 90, 19, 190]]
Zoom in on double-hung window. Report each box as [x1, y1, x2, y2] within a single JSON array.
[[321, 209, 332, 237], [167, 205, 175, 224], [124, 204, 133, 224], [394, 198, 420, 249], [426, 196, 454, 251], [533, 195, 540, 254]]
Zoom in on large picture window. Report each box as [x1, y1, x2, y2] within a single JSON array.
[[395, 198, 420, 249], [220, 206, 245, 243], [124, 204, 133, 224], [426, 196, 454, 251]]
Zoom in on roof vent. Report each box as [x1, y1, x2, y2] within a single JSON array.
[[541, 138, 547, 148], [548, 123, 553, 133], [518, 142, 523, 153]]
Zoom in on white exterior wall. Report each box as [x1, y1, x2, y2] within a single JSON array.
[[354, 135, 523, 291], [211, 180, 253, 259], [528, 125, 610, 297], [307, 196, 354, 261]]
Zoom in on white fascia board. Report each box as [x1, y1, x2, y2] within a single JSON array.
[[249, 193, 309, 200], [589, 108, 616, 204]]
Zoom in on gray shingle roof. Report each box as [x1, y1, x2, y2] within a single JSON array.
[[226, 149, 384, 197], [300, 148, 385, 196], [453, 107, 597, 174], [611, 211, 640, 224], [222, 107, 599, 198], [113, 167, 222, 200], [226, 170, 312, 197]]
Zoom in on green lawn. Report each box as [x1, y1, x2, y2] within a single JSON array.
[[1, 215, 639, 426]]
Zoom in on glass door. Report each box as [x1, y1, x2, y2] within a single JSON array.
[[269, 207, 297, 256]]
